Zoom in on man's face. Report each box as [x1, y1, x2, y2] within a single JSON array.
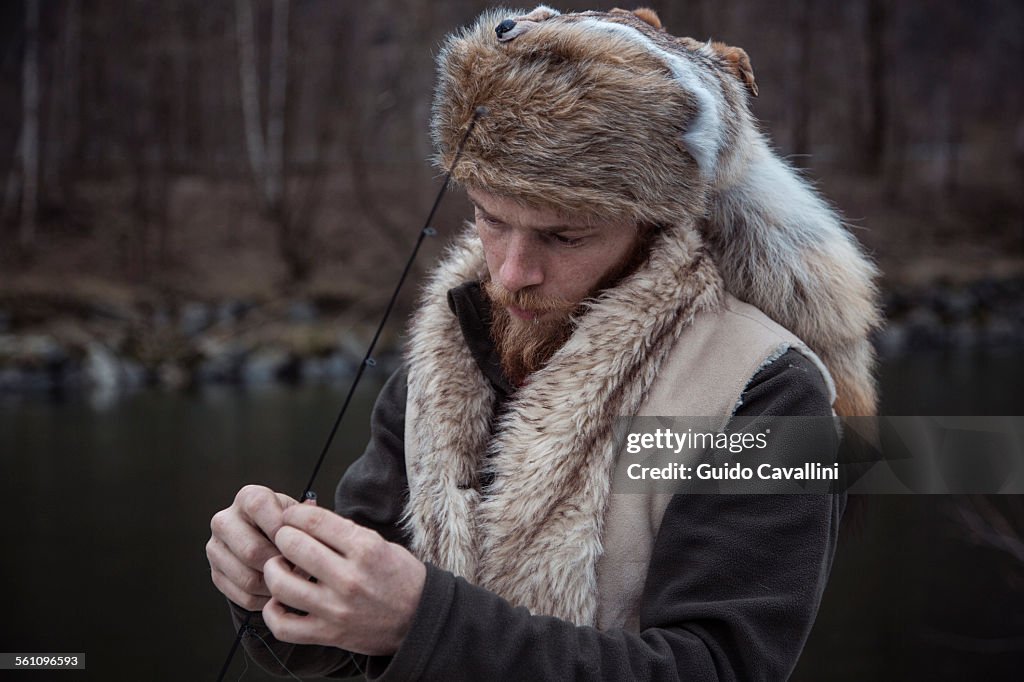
[[467, 188, 644, 319], [466, 187, 646, 384]]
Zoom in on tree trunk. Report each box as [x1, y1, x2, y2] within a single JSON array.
[[865, 0, 887, 175], [790, 0, 812, 168], [19, 0, 41, 250], [266, 0, 289, 209], [235, 0, 267, 202]]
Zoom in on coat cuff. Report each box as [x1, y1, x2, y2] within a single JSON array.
[[366, 562, 456, 680]]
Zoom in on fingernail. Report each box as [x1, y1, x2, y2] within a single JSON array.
[[303, 491, 318, 505]]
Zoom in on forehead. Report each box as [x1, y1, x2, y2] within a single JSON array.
[[465, 187, 621, 229]]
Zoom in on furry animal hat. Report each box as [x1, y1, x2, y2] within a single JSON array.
[[431, 5, 881, 417]]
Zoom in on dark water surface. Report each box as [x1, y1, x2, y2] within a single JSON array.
[[2, 351, 1022, 680]]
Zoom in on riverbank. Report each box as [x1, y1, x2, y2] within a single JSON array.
[[0, 285, 403, 395], [1, 276, 1022, 396]]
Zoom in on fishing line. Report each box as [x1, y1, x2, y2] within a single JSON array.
[[243, 626, 303, 681], [215, 106, 488, 682]]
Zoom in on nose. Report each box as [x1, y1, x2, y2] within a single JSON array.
[[495, 19, 516, 39], [497, 232, 544, 293]]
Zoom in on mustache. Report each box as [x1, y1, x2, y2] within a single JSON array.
[[483, 280, 576, 314]]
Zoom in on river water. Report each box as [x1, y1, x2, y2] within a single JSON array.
[[1, 350, 1022, 680]]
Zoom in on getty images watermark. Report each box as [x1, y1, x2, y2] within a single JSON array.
[[610, 416, 1024, 494]]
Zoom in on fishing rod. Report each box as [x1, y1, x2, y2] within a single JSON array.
[[215, 106, 488, 681]]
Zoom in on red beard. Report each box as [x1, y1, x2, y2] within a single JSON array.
[[484, 280, 579, 387], [483, 230, 654, 386]]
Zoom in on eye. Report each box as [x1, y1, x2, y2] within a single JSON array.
[[548, 233, 584, 248], [475, 211, 503, 228]]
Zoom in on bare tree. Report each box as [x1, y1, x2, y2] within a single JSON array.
[[265, 0, 288, 209], [44, 0, 81, 221], [864, 0, 887, 175], [236, 0, 268, 201], [236, 0, 311, 282], [8, 0, 42, 252], [789, 0, 813, 168]]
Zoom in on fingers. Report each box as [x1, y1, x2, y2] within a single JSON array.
[[206, 535, 270, 598], [237, 484, 293, 542], [274, 525, 345, 584], [280, 505, 374, 559], [263, 555, 325, 618], [211, 566, 270, 612], [276, 492, 301, 509], [218, 485, 297, 569], [263, 597, 327, 646], [208, 486, 330, 614], [211, 505, 279, 573]]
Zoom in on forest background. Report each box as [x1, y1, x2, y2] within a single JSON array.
[[1, 0, 1022, 390]]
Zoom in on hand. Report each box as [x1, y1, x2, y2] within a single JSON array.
[[206, 484, 305, 611], [261, 505, 427, 656]]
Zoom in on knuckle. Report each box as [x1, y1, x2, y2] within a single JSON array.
[[204, 538, 218, 564], [241, 570, 264, 594], [329, 599, 352, 623], [237, 484, 268, 508], [304, 508, 323, 534], [235, 484, 256, 504], [335, 572, 361, 601], [238, 538, 263, 565], [248, 492, 269, 516], [210, 510, 228, 535], [275, 527, 299, 555], [366, 537, 387, 563], [349, 537, 374, 564]]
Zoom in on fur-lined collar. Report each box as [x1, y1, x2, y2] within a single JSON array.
[[402, 222, 723, 624]]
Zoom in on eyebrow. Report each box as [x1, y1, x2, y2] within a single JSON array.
[[468, 198, 591, 235]]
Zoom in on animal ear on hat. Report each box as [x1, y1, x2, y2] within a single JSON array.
[[709, 41, 759, 97], [608, 7, 663, 30], [628, 7, 663, 30]]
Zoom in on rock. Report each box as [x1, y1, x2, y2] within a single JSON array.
[[83, 342, 121, 389], [301, 353, 354, 383], [242, 347, 291, 385], [288, 300, 318, 323], [179, 302, 211, 337], [217, 300, 247, 325], [196, 337, 247, 383], [158, 362, 190, 390], [82, 342, 149, 392], [152, 305, 172, 329], [0, 334, 69, 368], [0, 366, 54, 392]]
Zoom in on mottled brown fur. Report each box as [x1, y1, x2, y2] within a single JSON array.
[[432, 6, 881, 418]]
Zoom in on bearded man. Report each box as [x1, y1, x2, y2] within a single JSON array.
[[207, 6, 879, 680]]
